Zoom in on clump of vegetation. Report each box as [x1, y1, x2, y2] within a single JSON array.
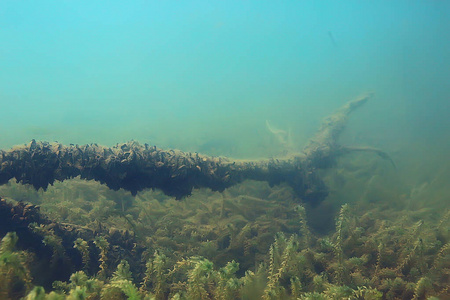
[[0, 232, 32, 300], [0, 152, 449, 300], [2, 199, 449, 299]]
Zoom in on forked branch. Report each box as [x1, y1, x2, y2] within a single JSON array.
[[0, 93, 391, 203]]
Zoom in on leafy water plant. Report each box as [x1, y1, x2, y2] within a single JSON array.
[[0, 232, 32, 299], [140, 250, 169, 299], [94, 236, 110, 280], [183, 257, 214, 299], [333, 203, 350, 285], [1, 166, 450, 300], [264, 233, 298, 299], [73, 238, 89, 272], [214, 260, 241, 300], [30, 223, 66, 266], [101, 260, 141, 300]]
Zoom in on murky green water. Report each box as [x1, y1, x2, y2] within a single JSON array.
[[0, 1, 449, 299]]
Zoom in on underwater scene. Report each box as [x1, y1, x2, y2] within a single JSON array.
[[0, 1, 449, 300]]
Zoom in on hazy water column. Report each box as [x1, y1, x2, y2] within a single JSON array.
[[0, 1, 448, 161]]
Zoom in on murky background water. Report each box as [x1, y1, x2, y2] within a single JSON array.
[[1, 2, 449, 298], [2, 2, 449, 206]]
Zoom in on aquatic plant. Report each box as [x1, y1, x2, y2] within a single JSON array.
[[290, 276, 302, 298], [0, 232, 32, 299], [432, 242, 450, 271], [73, 238, 90, 272], [140, 250, 169, 299], [295, 204, 311, 248], [25, 286, 46, 300], [412, 276, 433, 300], [94, 236, 110, 280], [333, 203, 350, 285], [1, 159, 450, 299], [100, 260, 141, 300], [212, 260, 241, 300], [30, 223, 66, 266], [264, 233, 298, 299], [52, 270, 102, 297], [352, 286, 382, 300], [239, 267, 267, 300], [183, 257, 214, 299]]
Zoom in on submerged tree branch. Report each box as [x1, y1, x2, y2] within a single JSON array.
[[0, 93, 389, 203]]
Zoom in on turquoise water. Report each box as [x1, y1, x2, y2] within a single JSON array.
[[1, 1, 449, 184], [1, 3, 450, 298]]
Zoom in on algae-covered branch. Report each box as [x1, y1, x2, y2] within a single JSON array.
[[0, 93, 387, 204]]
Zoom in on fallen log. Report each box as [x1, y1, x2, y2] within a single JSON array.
[[0, 93, 389, 203]]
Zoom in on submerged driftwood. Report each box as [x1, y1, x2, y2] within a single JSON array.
[[0, 93, 389, 203]]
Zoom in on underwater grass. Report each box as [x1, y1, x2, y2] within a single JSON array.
[[2, 199, 447, 299], [0, 154, 449, 299]]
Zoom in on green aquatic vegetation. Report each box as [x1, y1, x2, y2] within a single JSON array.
[[52, 270, 102, 296], [30, 223, 66, 266], [102, 261, 140, 300], [264, 234, 298, 299], [322, 285, 353, 299], [432, 242, 450, 271], [311, 274, 327, 293], [297, 292, 327, 300], [140, 250, 169, 299], [113, 260, 133, 281], [184, 257, 214, 300], [412, 276, 433, 300], [94, 236, 110, 280], [69, 271, 89, 287], [0, 180, 41, 204], [239, 267, 267, 300], [169, 256, 215, 300], [0, 231, 18, 254], [296, 284, 382, 300], [333, 203, 350, 285], [2, 179, 303, 271], [0, 232, 32, 299], [66, 286, 87, 300], [130, 182, 303, 270], [296, 204, 311, 248], [396, 237, 425, 275], [106, 279, 140, 300], [352, 286, 382, 300], [3, 218, 448, 300], [394, 220, 424, 272], [73, 238, 90, 272], [51, 265, 139, 300], [166, 256, 242, 300], [436, 209, 450, 247], [290, 276, 302, 298], [25, 286, 46, 300], [371, 241, 383, 285], [214, 260, 241, 300], [1, 171, 450, 299]]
